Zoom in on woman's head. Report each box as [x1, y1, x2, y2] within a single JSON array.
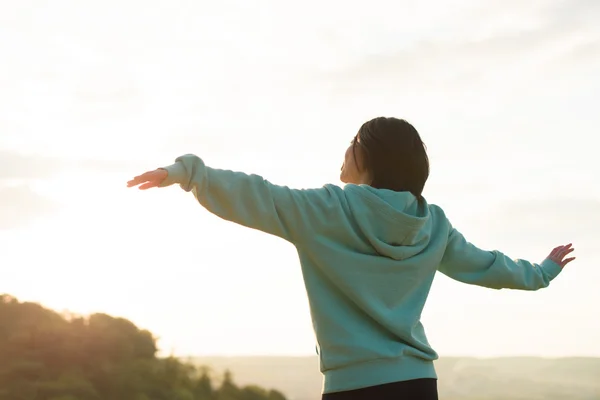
[[340, 117, 429, 199]]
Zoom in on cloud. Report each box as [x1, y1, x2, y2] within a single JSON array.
[[0, 151, 62, 180], [0, 185, 59, 230], [507, 197, 600, 229], [311, 0, 600, 93], [0, 150, 145, 228], [470, 197, 600, 246], [0, 150, 144, 180]]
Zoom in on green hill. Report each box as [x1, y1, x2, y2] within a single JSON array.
[[0, 294, 286, 400], [190, 356, 600, 400]]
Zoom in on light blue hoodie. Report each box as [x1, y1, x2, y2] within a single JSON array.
[[159, 154, 563, 393]]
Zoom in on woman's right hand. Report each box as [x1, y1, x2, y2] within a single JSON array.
[[547, 244, 576, 268], [127, 168, 169, 190]]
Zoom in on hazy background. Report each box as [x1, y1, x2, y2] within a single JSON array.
[[192, 356, 600, 400], [1, 0, 599, 362]]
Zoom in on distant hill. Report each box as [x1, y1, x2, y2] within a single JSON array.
[[0, 294, 287, 400], [188, 356, 600, 400]]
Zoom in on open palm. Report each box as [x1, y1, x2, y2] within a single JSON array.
[[127, 169, 168, 190]]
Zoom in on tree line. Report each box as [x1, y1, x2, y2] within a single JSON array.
[[0, 294, 287, 400]]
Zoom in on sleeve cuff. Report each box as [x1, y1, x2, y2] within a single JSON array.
[[540, 258, 563, 281], [158, 162, 187, 188]]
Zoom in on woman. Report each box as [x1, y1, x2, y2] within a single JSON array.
[[127, 117, 575, 400]]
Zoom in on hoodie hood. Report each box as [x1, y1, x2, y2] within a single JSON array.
[[344, 184, 432, 260]]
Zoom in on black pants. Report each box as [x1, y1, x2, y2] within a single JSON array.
[[322, 378, 438, 400]]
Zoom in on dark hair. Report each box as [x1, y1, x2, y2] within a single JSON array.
[[353, 117, 429, 200]]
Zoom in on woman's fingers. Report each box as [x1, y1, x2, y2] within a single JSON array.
[[548, 243, 576, 268], [557, 247, 574, 263], [562, 257, 576, 267], [127, 171, 153, 187], [551, 244, 571, 257], [127, 170, 164, 188], [562, 248, 575, 256], [551, 245, 565, 257], [138, 181, 158, 190]]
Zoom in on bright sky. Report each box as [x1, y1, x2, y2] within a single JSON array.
[[1, 0, 599, 358]]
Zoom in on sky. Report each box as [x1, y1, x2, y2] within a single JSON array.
[[1, 0, 599, 358]]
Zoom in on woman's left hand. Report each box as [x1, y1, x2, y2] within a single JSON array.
[[546, 243, 576, 268], [127, 169, 168, 190]]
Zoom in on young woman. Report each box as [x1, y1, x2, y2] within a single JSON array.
[[127, 117, 575, 400]]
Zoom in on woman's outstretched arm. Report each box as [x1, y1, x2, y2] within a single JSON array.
[[127, 154, 341, 244], [438, 226, 575, 291]]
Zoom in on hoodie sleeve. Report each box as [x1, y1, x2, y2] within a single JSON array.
[[158, 154, 340, 244], [438, 226, 563, 290]]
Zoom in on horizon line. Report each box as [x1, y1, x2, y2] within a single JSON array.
[[177, 354, 600, 360]]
